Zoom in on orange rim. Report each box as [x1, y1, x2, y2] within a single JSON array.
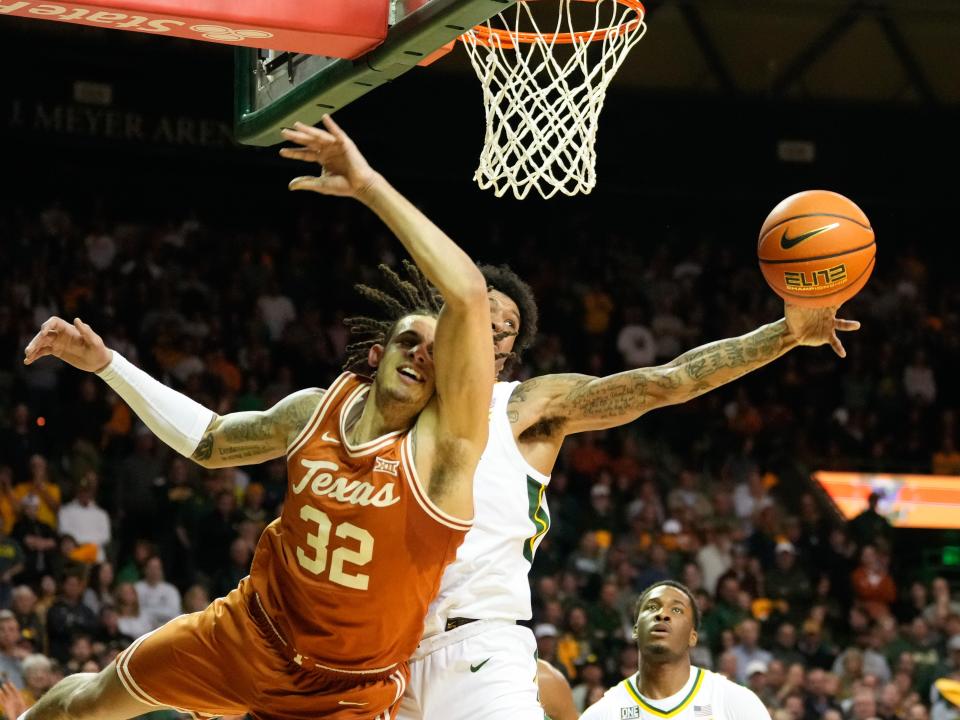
[[462, 0, 645, 47]]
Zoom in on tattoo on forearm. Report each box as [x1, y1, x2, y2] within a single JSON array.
[[678, 322, 786, 383], [217, 445, 277, 460], [192, 433, 214, 461], [555, 321, 789, 428], [565, 374, 650, 419]]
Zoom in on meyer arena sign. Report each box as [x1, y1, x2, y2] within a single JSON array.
[[0, 0, 389, 57]]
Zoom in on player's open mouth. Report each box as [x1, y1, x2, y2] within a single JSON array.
[[397, 366, 424, 384], [650, 624, 670, 636]]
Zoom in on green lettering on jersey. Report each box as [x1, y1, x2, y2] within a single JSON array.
[[524, 476, 550, 563]]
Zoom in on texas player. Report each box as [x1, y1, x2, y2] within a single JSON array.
[[20, 116, 493, 720]]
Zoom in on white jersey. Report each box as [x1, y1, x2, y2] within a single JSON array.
[[581, 667, 770, 720], [420, 381, 551, 637]]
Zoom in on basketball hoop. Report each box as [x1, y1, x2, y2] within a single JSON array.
[[460, 0, 646, 199]]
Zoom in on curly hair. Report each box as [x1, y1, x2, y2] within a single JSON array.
[[343, 261, 540, 376], [478, 264, 539, 369], [342, 260, 442, 375]]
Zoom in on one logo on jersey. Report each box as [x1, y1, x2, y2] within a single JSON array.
[[621, 708, 640, 719], [292, 459, 400, 508], [694, 705, 713, 718], [374, 457, 400, 477], [321, 432, 340, 444], [470, 658, 492, 672]]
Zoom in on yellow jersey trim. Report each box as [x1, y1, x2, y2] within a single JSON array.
[[528, 483, 549, 556], [622, 667, 704, 718]]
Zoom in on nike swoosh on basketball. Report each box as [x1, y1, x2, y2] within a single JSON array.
[[338, 700, 368, 706], [470, 658, 492, 672], [321, 432, 340, 444], [780, 222, 839, 250]]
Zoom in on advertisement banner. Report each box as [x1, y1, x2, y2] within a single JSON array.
[[814, 471, 960, 529]]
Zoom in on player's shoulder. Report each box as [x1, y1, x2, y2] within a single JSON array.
[[287, 386, 327, 403], [273, 386, 327, 421], [509, 373, 593, 404], [581, 680, 631, 720], [707, 670, 770, 720]]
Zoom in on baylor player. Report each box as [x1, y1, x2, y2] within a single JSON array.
[[399, 267, 857, 720], [581, 581, 769, 720]]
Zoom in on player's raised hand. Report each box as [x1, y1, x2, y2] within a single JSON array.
[[784, 304, 860, 358], [23, 317, 113, 372], [279, 116, 380, 199]]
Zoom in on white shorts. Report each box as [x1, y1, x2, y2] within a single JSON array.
[[398, 619, 543, 720]]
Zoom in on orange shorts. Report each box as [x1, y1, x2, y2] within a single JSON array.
[[114, 578, 408, 720]]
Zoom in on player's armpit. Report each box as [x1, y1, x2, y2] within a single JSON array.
[[420, 286, 495, 520], [191, 388, 324, 469]]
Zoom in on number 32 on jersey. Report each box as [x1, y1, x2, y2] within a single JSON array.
[[296, 505, 374, 590]]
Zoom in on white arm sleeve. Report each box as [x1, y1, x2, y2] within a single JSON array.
[[96, 351, 215, 458]]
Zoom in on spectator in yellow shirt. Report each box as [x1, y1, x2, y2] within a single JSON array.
[[11, 456, 60, 531], [0, 467, 17, 536]]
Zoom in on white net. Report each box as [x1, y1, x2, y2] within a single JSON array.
[[460, 0, 647, 200]]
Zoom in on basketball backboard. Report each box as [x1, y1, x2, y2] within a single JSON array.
[[235, 0, 516, 146]]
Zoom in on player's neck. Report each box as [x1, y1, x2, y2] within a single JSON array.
[[636, 659, 694, 700], [351, 387, 412, 443]]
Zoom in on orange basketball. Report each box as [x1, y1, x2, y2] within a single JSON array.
[[758, 190, 876, 308]]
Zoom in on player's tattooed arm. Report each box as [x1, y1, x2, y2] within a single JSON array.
[[191, 388, 324, 468], [510, 308, 858, 437], [509, 321, 797, 437]]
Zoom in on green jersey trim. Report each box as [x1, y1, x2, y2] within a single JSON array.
[[524, 476, 550, 563]]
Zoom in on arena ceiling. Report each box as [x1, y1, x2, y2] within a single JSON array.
[[434, 0, 960, 106], [6, 0, 960, 109]]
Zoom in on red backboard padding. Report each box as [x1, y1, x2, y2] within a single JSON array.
[[0, 0, 390, 57]]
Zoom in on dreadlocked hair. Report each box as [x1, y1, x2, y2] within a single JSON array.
[[343, 260, 443, 375], [478, 264, 539, 369]]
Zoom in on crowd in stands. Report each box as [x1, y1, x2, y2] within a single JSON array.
[[0, 196, 958, 720]]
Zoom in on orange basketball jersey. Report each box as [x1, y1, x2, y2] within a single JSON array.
[[248, 372, 472, 677]]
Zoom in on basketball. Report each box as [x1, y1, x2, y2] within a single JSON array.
[[758, 190, 876, 308]]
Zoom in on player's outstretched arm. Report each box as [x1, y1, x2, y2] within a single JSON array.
[[23, 317, 321, 468], [509, 304, 859, 436]]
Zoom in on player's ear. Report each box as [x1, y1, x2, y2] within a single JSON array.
[[632, 623, 639, 641], [689, 628, 698, 648], [368, 344, 385, 369]]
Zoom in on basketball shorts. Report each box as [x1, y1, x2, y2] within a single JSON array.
[[397, 620, 542, 720], [115, 578, 408, 720]]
